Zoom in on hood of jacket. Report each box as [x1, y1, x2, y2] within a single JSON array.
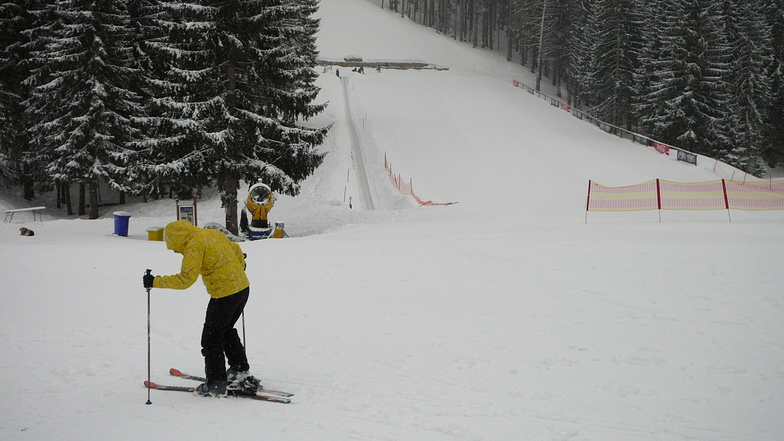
[[164, 220, 199, 253]]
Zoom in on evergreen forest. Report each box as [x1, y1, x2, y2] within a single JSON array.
[[384, 0, 784, 176], [0, 0, 328, 231]]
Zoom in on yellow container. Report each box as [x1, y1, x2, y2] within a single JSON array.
[[272, 222, 286, 238], [146, 227, 164, 241]]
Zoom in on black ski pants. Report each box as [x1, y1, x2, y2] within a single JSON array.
[[201, 286, 250, 383]]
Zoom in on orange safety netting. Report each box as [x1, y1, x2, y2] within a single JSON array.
[[587, 179, 784, 212], [385, 154, 457, 206], [659, 180, 728, 210], [725, 180, 784, 210], [585, 180, 659, 211]]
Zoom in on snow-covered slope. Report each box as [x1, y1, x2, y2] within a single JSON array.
[[1, 1, 782, 441]]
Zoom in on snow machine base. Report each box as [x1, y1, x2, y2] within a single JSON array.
[[203, 223, 246, 242], [246, 227, 273, 240]]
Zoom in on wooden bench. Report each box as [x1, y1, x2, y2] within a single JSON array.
[[4, 206, 45, 223]]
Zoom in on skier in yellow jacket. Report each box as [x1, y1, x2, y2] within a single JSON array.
[[143, 220, 260, 397]]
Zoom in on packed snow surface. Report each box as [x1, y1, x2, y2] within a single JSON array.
[[2, 0, 783, 440]]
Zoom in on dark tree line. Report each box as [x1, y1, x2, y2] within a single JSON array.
[[387, 0, 784, 175], [0, 0, 328, 231]]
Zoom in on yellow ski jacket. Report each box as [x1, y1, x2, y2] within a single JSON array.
[[153, 220, 249, 299]]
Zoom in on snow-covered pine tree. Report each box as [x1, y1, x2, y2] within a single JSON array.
[[544, 0, 575, 96], [638, 0, 734, 163], [22, 0, 145, 218], [567, 0, 591, 108], [122, 0, 190, 198], [722, 0, 770, 175], [762, 0, 784, 167], [631, 0, 666, 133], [263, 0, 326, 124], [139, 0, 328, 234], [0, 1, 27, 186], [0, 0, 43, 198], [508, 0, 543, 71], [577, 0, 639, 128]]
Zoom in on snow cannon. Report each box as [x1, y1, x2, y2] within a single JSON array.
[[240, 182, 276, 240]]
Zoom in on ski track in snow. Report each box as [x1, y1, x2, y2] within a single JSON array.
[[341, 75, 375, 211]]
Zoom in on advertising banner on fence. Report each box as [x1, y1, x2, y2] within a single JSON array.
[[677, 150, 698, 165], [654, 141, 671, 155]]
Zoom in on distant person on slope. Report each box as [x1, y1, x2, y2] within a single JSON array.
[[143, 220, 261, 397]]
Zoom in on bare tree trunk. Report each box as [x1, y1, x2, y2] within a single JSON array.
[[223, 58, 240, 235], [89, 180, 99, 219], [506, 5, 514, 61], [223, 175, 239, 235], [454, 0, 459, 39], [65, 184, 73, 216], [79, 182, 86, 216], [472, 0, 478, 48], [536, 0, 547, 91]]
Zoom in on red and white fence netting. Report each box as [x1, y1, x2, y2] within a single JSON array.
[[384, 153, 456, 206], [587, 179, 784, 218]]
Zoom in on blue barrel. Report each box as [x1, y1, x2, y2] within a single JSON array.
[[113, 211, 132, 237]]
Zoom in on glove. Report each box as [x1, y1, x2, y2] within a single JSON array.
[[143, 273, 156, 288]]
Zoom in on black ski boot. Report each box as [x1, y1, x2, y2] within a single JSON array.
[[227, 369, 262, 392], [194, 380, 228, 397]]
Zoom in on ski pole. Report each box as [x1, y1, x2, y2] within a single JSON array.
[[241, 311, 246, 351], [145, 269, 152, 405], [241, 253, 247, 351]]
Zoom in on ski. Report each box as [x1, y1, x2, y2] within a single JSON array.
[[169, 368, 294, 398], [144, 380, 291, 404]]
